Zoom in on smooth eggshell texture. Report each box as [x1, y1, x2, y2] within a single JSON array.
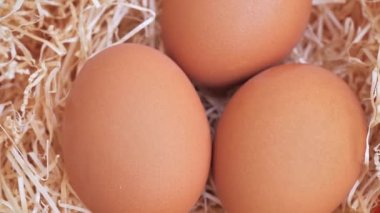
[[160, 0, 312, 87], [214, 64, 366, 213], [60, 44, 211, 213]]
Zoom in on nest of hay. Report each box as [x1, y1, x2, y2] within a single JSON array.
[[0, 0, 380, 212]]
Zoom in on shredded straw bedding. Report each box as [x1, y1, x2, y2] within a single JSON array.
[[0, 0, 380, 212]]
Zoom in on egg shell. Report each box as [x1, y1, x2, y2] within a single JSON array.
[[160, 0, 312, 87], [60, 44, 211, 212], [214, 64, 366, 213]]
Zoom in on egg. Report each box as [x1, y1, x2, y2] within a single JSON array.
[[214, 64, 366, 212], [160, 0, 312, 87], [60, 44, 211, 212]]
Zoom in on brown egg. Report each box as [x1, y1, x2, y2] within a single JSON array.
[[214, 64, 366, 213], [60, 44, 211, 212], [160, 0, 312, 87]]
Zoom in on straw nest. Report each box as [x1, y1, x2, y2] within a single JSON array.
[[0, 0, 380, 212]]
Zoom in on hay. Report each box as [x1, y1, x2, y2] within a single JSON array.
[[0, 0, 379, 212]]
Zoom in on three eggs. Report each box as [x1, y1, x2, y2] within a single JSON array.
[[60, 1, 367, 212]]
